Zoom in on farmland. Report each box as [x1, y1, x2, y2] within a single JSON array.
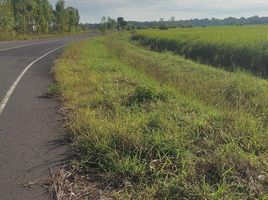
[[132, 25, 268, 76], [54, 32, 268, 199]]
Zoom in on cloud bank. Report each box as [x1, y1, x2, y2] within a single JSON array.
[[49, 0, 268, 23]]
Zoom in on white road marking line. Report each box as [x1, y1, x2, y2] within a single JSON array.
[[0, 44, 68, 116], [0, 40, 62, 52], [0, 43, 39, 52]]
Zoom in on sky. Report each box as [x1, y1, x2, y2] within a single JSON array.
[[49, 0, 268, 23]]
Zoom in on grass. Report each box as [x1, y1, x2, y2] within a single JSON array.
[[132, 25, 268, 77], [54, 33, 268, 199]]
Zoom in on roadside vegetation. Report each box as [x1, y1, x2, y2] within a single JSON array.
[[132, 25, 268, 77], [0, 0, 81, 41], [54, 32, 268, 199]]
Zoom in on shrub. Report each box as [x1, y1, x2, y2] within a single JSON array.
[[158, 24, 168, 30]]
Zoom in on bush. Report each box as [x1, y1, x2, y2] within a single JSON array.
[[159, 24, 168, 30]]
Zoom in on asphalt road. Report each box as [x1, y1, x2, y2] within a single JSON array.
[[0, 33, 96, 200]]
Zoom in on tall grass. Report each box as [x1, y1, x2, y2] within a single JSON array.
[[132, 25, 268, 77], [54, 35, 268, 199], [109, 34, 268, 122]]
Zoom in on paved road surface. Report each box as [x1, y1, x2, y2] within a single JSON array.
[[0, 34, 96, 200]]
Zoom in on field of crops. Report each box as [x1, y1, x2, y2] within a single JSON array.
[[132, 25, 268, 76]]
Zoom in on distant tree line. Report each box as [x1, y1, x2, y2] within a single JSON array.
[[85, 15, 268, 30], [97, 16, 129, 34], [129, 15, 268, 29], [85, 16, 134, 32], [0, 0, 80, 35]]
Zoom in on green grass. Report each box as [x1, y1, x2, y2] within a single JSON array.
[[54, 33, 268, 199], [132, 25, 268, 77]]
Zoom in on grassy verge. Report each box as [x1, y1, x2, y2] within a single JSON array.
[[108, 34, 268, 124], [54, 34, 268, 199], [132, 26, 268, 77]]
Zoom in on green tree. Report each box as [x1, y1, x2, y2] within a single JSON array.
[[0, 0, 15, 34], [117, 17, 127, 31], [99, 16, 117, 34], [65, 6, 79, 32], [12, 0, 28, 33], [159, 17, 168, 30], [107, 16, 116, 30], [35, 0, 53, 33], [55, 0, 66, 33], [99, 16, 107, 34], [11, 0, 40, 33], [11, 0, 49, 34], [75, 9, 80, 27], [1, 0, 79, 36]]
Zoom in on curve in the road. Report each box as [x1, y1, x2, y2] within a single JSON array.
[[0, 44, 68, 116], [0, 33, 98, 200]]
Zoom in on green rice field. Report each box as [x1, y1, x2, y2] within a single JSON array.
[[132, 25, 268, 76]]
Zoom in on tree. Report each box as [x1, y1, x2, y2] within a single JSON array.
[[0, 0, 80, 35], [55, 0, 66, 33], [168, 16, 176, 28], [99, 16, 107, 34], [107, 16, 116, 30], [35, 0, 53, 33], [169, 16, 175, 21], [159, 23, 168, 30], [159, 17, 168, 30], [75, 9, 80, 26], [0, 0, 15, 34], [99, 16, 117, 34], [65, 7, 79, 32], [117, 17, 127, 31], [11, 0, 29, 33]]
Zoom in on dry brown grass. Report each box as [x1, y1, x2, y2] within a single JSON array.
[[48, 167, 113, 200]]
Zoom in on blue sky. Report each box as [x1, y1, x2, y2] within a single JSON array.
[[49, 0, 268, 23]]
